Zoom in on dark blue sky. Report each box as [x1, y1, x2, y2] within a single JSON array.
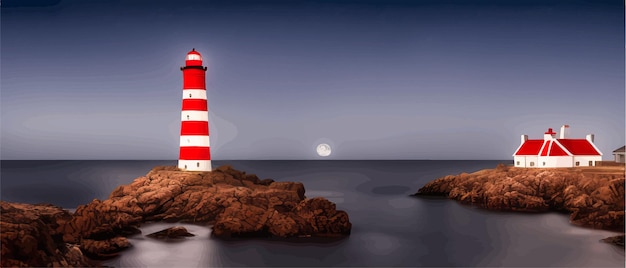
[[1, 0, 624, 160]]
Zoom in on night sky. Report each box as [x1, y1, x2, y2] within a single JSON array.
[[1, 0, 624, 160]]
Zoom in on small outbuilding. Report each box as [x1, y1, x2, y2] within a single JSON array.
[[513, 125, 602, 168], [612, 146, 625, 163]]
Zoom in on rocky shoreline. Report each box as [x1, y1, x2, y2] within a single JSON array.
[[413, 164, 625, 246], [1, 165, 352, 267]]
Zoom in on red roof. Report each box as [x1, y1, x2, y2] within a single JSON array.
[[515, 140, 544, 155], [539, 141, 569, 156], [539, 141, 550, 156], [556, 139, 601, 155], [514, 139, 601, 156]]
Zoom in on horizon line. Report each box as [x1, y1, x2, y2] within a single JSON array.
[[0, 159, 518, 161]]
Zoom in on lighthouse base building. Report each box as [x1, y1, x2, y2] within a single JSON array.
[[513, 125, 602, 168]]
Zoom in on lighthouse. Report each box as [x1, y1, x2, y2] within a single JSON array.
[[178, 48, 212, 171]]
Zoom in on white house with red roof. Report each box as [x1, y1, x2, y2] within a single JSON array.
[[513, 125, 602, 168]]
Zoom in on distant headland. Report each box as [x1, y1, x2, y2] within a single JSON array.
[[413, 163, 625, 245]]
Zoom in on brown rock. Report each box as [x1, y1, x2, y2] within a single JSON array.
[[146, 226, 195, 239], [259, 178, 275, 186], [414, 164, 625, 231], [60, 165, 350, 256], [81, 237, 131, 258], [2, 165, 351, 265], [0, 201, 95, 267], [601, 235, 625, 247], [294, 197, 352, 237]]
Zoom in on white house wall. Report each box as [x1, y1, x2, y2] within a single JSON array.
[[525, 156, 538, 167], [538, 156, 572, 168], [572, 156, 602, 167], [514, 156, 527, 167]]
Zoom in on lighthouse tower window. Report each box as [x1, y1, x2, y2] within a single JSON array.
[[187, 115, 190, 120], [189, 93, 192, 97]]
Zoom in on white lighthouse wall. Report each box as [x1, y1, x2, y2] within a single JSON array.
[[180, 135, 210, 147], [178, 160, 212, 171], [537, 156, 573, 168], [572, 156, 602, 167], [182, 89, 207, 100], [181, 111, 209, 121]]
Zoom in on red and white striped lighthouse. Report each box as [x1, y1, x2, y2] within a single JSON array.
[[178, 48, 212, 171]]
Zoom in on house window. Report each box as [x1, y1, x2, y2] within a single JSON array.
[[189, 93, 192, 98], [516, 161, 520, 166], [187, 115, 190, 120], [530, 162, 535, 167], [542, 162, 546, 166], [589, 161, 593, 166], [575, 161, 580, 166], [184, 165, 187, 169], [197, 162, 200, 167]]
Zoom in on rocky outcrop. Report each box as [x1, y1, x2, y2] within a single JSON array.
[[0, 202, 94, 267], [414, 164, 625, 231], [147, 226, 194, 239], [601, 235, 625, 247], [59, 165, 350, 257], [1, 165, 351, 266]]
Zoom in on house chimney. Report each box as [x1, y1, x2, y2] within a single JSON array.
[[586, 134, 594, 143], [521, 134, 528, 145], [544, 128, 556, 140], [559, 124, 569, 139]]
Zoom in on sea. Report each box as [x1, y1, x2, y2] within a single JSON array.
[[1, 160, 624, 267]]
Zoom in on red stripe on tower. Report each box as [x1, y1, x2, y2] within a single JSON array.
[[180, 121, 210, 136], [178, 48, 212, 171], [179, 147, 212, 160], [182, 99, 208, 111]]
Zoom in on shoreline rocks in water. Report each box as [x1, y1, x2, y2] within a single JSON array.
[[0, 202, 94, 267], [1, 165, 352, 266], [146, 226, 195, 240], [601, 235, 625, 247], [413, 164, 625, 232]]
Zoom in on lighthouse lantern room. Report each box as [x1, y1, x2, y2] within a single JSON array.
[[178, 48, 212, 171]]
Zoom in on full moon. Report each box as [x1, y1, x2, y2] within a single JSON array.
[[316, 143, 332, 157]]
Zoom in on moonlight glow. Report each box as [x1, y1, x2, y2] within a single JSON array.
[[316, 143, 332, 157]]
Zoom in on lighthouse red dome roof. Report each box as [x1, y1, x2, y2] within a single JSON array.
[[185, 48, 203, 66]]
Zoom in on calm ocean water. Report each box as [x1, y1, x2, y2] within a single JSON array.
[[1, 160, 624, 267]]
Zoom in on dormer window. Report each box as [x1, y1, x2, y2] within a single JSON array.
[[187, 54, 201, 61]]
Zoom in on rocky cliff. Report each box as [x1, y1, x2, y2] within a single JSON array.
[[414, 164, 625, 231], [1, 165, 351, 265], [0, 202, 94, 267]]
